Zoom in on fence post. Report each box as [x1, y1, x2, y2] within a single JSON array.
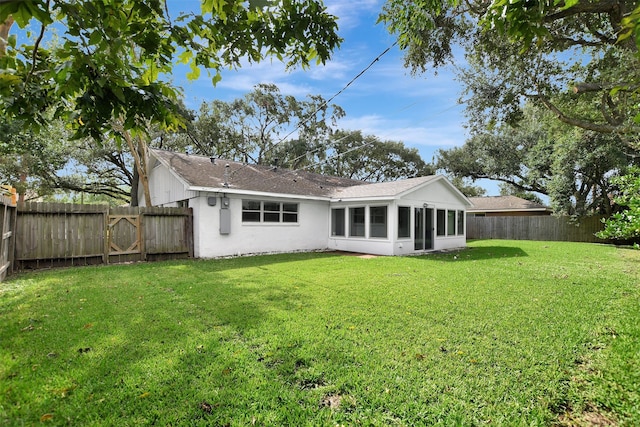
[[139, 206, 146, 261], [186, 207, 194, 258], [0, 190, 17, 282], [103, 205, 110, 264]]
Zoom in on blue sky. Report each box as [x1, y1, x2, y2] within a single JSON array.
[[167, 1, 498, 193], [10, 1, 499, 195]]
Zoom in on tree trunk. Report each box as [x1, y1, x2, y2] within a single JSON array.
[[135, 133, 152, 207], [0, 16, 14, 57], [17, 172, 25, 203], [130, 167, 140, 207], [114, 122, 152, 207]]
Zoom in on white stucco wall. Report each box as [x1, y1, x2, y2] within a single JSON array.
[[192, 194, 330, 258]]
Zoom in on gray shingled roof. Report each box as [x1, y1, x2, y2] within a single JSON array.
[[151, 149, 367, 198], [468, 196, 550, 211], [331, 176, 440, 199]]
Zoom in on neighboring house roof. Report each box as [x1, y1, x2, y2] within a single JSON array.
[[150, 149, 366, 198], [468, 196, 551, 213]]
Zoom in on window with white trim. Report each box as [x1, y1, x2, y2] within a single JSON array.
[[398, 206, 411, 238], [349, 207, 365, 237], [457, 210, 465, 235], [436, 209, 446, 236], [447, 210, 456, 236], [331, 208, 346, 236], [242, 200, 261, 222], [241, 200, 298, 223], [369, 206, 387, 238]]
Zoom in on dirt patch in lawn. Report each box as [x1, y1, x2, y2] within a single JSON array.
[[329, 251, 379, 259], [557, 404, 618, 426]]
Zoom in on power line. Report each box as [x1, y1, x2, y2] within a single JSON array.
[[256, 98, 463, 185], [188, 40, 463, 184], [262, 41, 399, 157], [222, 41, 399, 179]]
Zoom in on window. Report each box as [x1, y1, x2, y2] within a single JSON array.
[[398, 206, 411, 238], [242, 200, 261, 222], [263, 201, 280, 222], [369, 206, 387, 238], [457, 210, 465, 235], [283, 203, 298, 223], [436, 209, 446, 236], [331, 208, 345, 236], [349, 207, 365, 237], [447, 210, 456, 236], [242, 200, 298, 223]]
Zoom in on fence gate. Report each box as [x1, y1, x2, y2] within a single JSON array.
[[108, 214, 142, 257], [12, 203, 193, 273]]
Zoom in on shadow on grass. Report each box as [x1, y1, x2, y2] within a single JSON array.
[[422, 245, 529, 262], [167, 250, 343, 273], [0, 258, 320, 424]]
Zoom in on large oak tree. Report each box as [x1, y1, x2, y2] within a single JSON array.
[[379, 0, 640, 141], [437, 103, 638, 215], [0, 0, 340, 205]]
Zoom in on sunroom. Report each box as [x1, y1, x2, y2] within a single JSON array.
[[327, 176, 472, 256]]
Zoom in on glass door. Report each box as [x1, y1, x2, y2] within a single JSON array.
[[414, 207, 434, 250], [414, 207, 424, 250]]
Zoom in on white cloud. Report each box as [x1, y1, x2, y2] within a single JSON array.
[[325, 0, 383, 30], [337, 114, 467, 149], [306, 59, 353, 81]]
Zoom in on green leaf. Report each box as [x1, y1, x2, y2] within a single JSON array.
[[211, 72, 222, 86], [0, 72, 22, 89], [7, 34, 16, 50], [214, 0, 227, 21], [177, 50, 193, 65], [88, 31, 102, 46], [558, 0, 579, 10], [12, 2, 35, 27], [186, 61, 200, 80], [111, 86, 126, 103]]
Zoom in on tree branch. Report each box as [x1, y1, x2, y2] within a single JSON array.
[[551, 36, 612, 48], [25, 0, 50, 85], [0, 15, 14, 56], [601, 91, 623, 125], [54, 178, 130, 199], [572, 82, 640, 93], [535, 94, 640, 135], [464, 171, 547, 195], [544, 0, 621, 23]]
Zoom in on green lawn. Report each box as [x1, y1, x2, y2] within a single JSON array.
[[1, 240, 638, 426]]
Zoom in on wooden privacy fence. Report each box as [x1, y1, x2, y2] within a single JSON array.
[[466, 215, 608, 243], [13, 203, 193, 272], [0, 190, 17, 281]]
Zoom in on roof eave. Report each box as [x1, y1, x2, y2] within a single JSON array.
[[329, 196, 397, 203], [150, 150, 195, 190], [187, 186, 331, 201]]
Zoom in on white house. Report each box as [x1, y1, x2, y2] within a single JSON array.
[[142, 149, 473, 257]]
